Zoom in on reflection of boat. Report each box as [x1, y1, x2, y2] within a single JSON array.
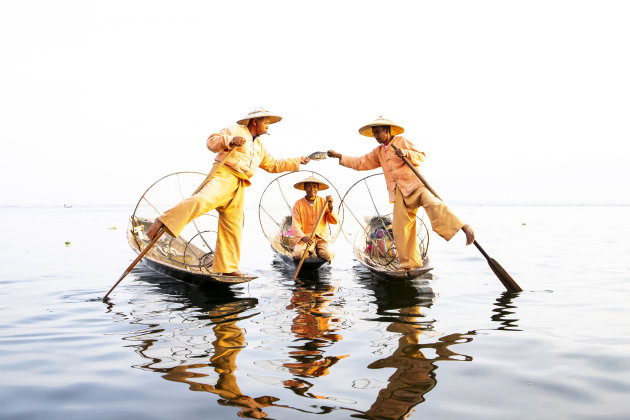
[[341, 173, 433, 280], [128, 172, 256, 286], [259, 170, 344, 275]]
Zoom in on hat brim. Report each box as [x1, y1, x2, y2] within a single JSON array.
[[293, 181, 329, 191], [237, 115, 282, 126], [359, 123, 405, 138]]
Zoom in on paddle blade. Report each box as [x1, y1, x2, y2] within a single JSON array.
[[487, 258, 522, 292]]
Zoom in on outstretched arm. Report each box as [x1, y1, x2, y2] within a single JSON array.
[[329, 148, 381, 171]]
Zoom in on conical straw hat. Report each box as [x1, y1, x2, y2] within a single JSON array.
[[237, 107, 282, 125], [358, 116, 405, 137], [293, 175, 329, 191]]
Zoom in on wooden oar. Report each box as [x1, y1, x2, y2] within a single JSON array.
[[102, 148, 237, 301], [293, 199, 329, 279], [390, 144, 522, 292]]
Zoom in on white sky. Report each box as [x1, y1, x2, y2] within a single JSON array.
[[1, 0, 629, 206]]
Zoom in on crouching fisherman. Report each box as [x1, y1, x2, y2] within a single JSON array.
[[291, 176, 338, 262], [147, 107, 311, 276]]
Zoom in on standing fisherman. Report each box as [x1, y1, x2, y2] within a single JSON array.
[[327, 116, 475, 272], [290, 176, 338, 262], [147, 108, 311, 276]]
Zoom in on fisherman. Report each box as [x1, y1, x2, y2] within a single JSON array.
[[327, 116, 475, 271], [147, 107, 311, 276], [290, 176, 338, 262]]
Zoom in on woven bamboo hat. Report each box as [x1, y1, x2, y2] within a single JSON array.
[[294, 175, 329, 191], [237, 107, 282, 125], [358, 116, 405, 137]]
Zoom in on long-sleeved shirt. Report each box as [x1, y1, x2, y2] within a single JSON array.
[[291, 197, 338, 242], [207, 124, 300, 185], [339, 135, 426, 202]]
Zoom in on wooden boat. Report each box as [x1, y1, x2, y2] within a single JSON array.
[[268, 216, 330, 272], [127, 171, 257, 286], [259, 170, 343, 275], [128, 216, 256, 285], [340, 173, 433, 280]]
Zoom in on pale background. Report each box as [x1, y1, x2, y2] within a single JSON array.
[[1, 0, 628, 207]]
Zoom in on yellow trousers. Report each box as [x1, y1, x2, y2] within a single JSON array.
[[393, 185, 464, 269], [292, 238, 333, 261], [159, 166, 245, 273]]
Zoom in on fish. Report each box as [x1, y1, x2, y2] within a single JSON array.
[[308, 151, 328, 160]]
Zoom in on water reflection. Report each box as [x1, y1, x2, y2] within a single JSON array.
[[108, 264, 520, 418], [260, 258, 350, 405], [117, 269, 277, 418], [491, 291, 522, 331], [351, 267, 475, 419], [282, 275, 349, 401]]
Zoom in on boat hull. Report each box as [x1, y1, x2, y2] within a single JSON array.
[[127, 222, 256, 286], [275, 249, 329, 271], [354, 249, 433, 280]]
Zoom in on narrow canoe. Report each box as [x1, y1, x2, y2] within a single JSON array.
[[354, 248, 433, 280], [128, 217, 256, 286]]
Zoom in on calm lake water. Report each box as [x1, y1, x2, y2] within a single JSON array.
[[1, 204, 629, 419]]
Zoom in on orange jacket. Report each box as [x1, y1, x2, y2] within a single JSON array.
[[207, 125, 300, 185], [291, 197, 338, 241], [339, 135, 426, 202]]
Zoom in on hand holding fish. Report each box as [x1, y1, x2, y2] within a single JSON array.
[[300, 156, 311, 164], [327, 150, 341, 159]]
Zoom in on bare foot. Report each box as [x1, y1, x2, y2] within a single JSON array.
[[221, 270, 245, 277], [462, 224, 475, 245], [147, 218, 164, 240]]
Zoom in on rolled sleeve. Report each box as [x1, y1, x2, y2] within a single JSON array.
[[207, 128, 233, 152], [339, 149, 381, 171]]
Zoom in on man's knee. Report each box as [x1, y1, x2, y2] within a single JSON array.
[[317, 245, 333, 261], [318, 250, 333, 261], [293, 244, 306, 259]]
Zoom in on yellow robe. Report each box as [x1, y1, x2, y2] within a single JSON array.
[[159, 124, 300, 273]]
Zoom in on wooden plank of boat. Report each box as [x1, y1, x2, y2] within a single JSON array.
[[354, 249, 433, 280], [127, 220, 256, 286]]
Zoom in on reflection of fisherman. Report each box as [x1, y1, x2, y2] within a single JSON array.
[[283, 282, 348, 379], [328, 116, 475, 271], [290, 176, 338, 262], [147, 108, 311, 276], [364, 306, 436, 418], [359, 282, 473, 419], [162, 312, 277, 418]]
